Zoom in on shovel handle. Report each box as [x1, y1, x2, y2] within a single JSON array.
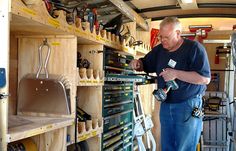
[[36, 39, 51, 79]]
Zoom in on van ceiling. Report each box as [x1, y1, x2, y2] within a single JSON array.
[[125, 0, 236, 31], [125, 0, 236, 20]]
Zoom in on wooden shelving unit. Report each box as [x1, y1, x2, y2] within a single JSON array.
[[10, 0, 151, 55], [0, 0, 152, 151]]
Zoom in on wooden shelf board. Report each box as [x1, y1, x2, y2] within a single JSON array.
[[10, 14, 67, 35], [77, 127, 103, 142], [7, 115, 74, 143], [67, 127, 103, 146], [77, 81, 104, 87]]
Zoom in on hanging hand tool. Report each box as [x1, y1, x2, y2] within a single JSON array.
[[92, 8, 99, 34], [88, 11, 94, 33], [103, 14, 123, 36], [76, 106, 92, 122], [87, 8, 99, 33]]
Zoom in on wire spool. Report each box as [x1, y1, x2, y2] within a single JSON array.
[[8, 138, 37, 151]]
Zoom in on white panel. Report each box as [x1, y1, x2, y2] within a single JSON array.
[[130, 0, 176, 9]]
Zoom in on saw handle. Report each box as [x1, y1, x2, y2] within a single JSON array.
[[36, 39, 51, 79]]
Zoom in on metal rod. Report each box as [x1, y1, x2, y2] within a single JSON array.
[[189, 25, 212, 29], [211, 69, 234, 72], [203, 39, 231, 44], [138, 3, 236, 13]]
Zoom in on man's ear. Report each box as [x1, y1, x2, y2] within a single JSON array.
[[176, 30, 181, 37]]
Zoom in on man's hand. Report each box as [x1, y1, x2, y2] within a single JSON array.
[[129, 59, 144, 71], [159, 68, 178, 81]]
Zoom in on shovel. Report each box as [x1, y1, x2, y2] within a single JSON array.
[[18, 39, 71, 115]]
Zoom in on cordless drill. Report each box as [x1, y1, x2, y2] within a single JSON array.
[[153, 80, 179, 102]]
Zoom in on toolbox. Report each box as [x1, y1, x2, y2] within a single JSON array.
[[102, 47, 135, 151]]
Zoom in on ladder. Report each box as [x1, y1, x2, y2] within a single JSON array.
[[133, 85, 156, 151], [201, 91, 234, 151]]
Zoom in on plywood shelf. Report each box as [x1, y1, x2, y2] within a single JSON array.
[[8, 115, 74, 143], [77, 81, 104, 87]]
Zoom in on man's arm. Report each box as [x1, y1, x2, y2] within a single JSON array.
[[159, 68, 210, 85]]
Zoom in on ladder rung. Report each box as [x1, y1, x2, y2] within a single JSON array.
[[202, 144, 228, 149]]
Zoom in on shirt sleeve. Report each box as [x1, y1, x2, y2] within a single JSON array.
[[188, 41, 211, 78], [140, 46, 158, 73]]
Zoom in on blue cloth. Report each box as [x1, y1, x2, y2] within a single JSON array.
[[160, 95, 203, 151], [141, 39, 211, 103]]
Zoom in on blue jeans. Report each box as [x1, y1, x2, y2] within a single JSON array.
[[160, 95, 203, 151]]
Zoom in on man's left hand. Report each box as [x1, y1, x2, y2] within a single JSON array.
[[159, 68, 178, 81]]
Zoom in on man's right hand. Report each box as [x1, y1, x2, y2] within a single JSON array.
[[129, 59, 144, 71]]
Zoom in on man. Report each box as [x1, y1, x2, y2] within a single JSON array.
[[130, 17, 211, 151]]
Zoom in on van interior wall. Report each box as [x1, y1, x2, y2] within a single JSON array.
[[203, 32, 232, 92]]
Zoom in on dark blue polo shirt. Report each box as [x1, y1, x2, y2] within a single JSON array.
[[141, 39, 211, 103]]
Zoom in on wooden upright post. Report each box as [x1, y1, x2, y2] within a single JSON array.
[[0, 0, 10, 150]]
